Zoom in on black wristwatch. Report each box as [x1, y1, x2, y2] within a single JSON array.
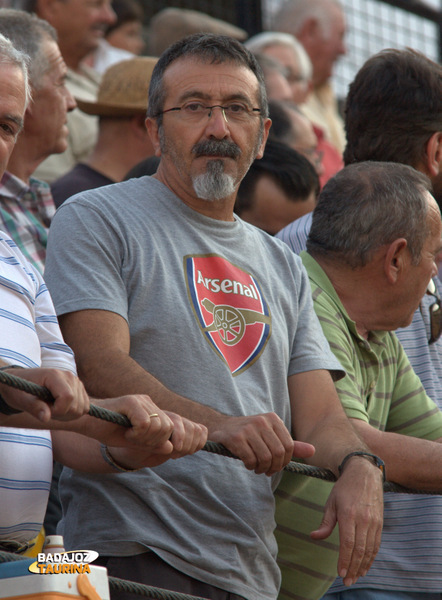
[[338, 451, 386, 482]]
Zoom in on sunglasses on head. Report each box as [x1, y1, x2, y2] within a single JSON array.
[[426, 279, 442, 345]]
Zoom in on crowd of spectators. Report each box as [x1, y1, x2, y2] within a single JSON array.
[[1, 2, 442, 600]]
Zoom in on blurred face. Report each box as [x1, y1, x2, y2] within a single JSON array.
[[241, 174, 317, 235], [398, 193, 442, 328], [47, 0, 116, 61], [0, 63, 26, 178], [286, 109, 323, 176], [262, 44, 309, 104], [264, 69, 293, 102], [106, 20, 145, 55], [26, 40, 76, 158], [308, 4, 346, 86], [147, 57, 271, 209]]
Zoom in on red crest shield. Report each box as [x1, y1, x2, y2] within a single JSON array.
[[185, 254, 271, 375]]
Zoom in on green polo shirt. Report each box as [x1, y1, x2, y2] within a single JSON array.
[[275, 252, 442, 600]]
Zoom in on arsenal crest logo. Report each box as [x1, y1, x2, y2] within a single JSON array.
[[184, 254, 271, 375]]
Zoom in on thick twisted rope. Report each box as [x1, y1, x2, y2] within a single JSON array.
[[0, 370, 435, 495], [0, 552, 209, 600]]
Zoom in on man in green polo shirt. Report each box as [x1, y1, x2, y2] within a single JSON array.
[[276, 161, 442, 600]]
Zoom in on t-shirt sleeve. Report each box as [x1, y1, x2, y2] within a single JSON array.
[[45, 197, 129, 322], [287, 256, 345, 380]]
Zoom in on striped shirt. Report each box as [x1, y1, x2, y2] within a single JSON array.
[[0, 172, 56, 275], [274, 242, 442, 598], [0, 232, 75, 543]]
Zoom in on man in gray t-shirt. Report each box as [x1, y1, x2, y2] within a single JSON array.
[[45, 34, 384, 600]]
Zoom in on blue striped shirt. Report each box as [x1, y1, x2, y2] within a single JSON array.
[[0, 232, 75, 543]]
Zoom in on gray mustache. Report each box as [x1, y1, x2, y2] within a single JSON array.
[[192, 140, 241, 159]]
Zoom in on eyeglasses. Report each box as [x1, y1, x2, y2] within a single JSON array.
[[156, 101, 262, 124], [425, 278, 442, 344]]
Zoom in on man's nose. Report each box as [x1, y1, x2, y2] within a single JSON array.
[[65, 88, 77, 113], [101, 1, 117, 26], [204, 106, 230, 138]]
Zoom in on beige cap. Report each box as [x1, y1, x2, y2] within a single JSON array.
[[146, 8, 247, 56], [76, 56, 157, 117]]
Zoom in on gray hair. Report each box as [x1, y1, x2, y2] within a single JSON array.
[[147, 33, 268, 125], [0, 30, 30, 107], [273, 0, 343, 41], [307, 162, 434, 268], [245, 31, 312, 81], [0, 9, 57, 89]]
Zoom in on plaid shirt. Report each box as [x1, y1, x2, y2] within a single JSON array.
[[0, 171, 56, 274]]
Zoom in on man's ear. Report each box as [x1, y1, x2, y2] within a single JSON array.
[[384, 238, 408, 284], [255, 118, 272, 160], [145, 117, 162, 157], [424, 131, 442, 177], [297, 17, 321, 46]]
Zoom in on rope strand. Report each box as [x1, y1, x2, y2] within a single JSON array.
[[0, 369, 437, 494]]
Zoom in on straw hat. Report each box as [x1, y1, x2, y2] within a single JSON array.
[[76, 56, 157, 117], [146, 8, 247, 56]]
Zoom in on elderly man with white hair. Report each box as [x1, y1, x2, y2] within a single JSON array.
[[245, 30, 312, 105], [272, 0, 347, 153]]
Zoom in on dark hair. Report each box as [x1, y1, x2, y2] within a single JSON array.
[[267, 99, 305, 146], [105, 0, 144, 36], [307, 161, 433, 267], [147, 33, 268, 125], [235, 139, 319, 214], [344, 49, 442, 168], [124, 155, 160, 179]]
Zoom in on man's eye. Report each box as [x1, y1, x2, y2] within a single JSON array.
[[184, 102, 205, 113], [226, 104, 247, 114], [0, 123, 15, 136]]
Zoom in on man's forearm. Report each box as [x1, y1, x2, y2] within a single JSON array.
[[351, 419, 442, 490], [76, 348, 228, 434], [289, 370, 373, 476], [302, 415, 373, 477]]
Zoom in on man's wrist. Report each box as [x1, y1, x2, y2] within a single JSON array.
[[338, 451, 386, 482], [100, 444, 137, 473]]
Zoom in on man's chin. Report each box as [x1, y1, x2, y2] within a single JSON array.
[[54, 140, 68, 155]]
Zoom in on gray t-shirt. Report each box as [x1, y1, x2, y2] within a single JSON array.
[[45, 176, 343, 600]]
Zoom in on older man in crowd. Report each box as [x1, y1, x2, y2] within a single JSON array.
[[51, 55, 157, 207], [21, 0, 116, 183], [0, 9, 75, 272], [44, 33, 384, 600], [273, 0, 346, 154], [0, 27, 206, 560], [246, 31, 312, 105], [276, 161, 442, 599], [276, 48, 442, 600]]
